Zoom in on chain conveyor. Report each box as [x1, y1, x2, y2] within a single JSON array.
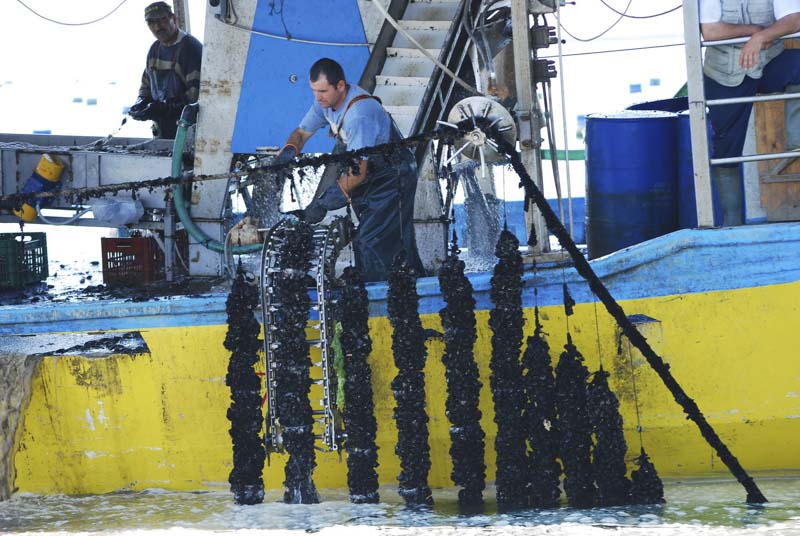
[[260, 216, 354, 454]]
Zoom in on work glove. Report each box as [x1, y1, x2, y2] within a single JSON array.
[[303, 183, 351, 224], [128, 97, 154, 120], [272, 145, 297, 167], [145, 99, 169, 118], [303, 201, 327, 224]]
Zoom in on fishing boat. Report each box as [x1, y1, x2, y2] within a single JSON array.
[[0, 0, 798, 505]]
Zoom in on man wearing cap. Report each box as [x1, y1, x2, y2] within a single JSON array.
[[129, 1, 203, 139]]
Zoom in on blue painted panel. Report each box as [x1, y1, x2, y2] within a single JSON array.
[[231, 0, 370, 153]]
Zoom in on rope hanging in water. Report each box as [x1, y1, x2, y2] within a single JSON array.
[[554, 334, 596, 508], [587, 368, 632, 506], [272, 222, 319, 504], [488, 229, 529, 509], [339, 267, 380, 504], [496, 135, 768, 504], [223, 266, 266, 505], [387, 254, 433, 507], [438, 240, 486, 508], [521, 304, 562, 508]]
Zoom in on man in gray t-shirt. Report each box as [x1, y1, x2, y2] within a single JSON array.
[[272, 58, 424, 282]]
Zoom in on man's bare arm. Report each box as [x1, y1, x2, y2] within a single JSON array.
[[701, 21, 762, 41], [740, 13, 800, 69], [337, 160, 369, 196], [283, 127, 314, 153]]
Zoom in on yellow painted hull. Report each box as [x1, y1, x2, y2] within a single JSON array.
[[10, 280, 800, 495]]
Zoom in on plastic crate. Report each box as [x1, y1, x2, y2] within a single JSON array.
[[0, 232, 49, 289], [101, 236, 164, 287]]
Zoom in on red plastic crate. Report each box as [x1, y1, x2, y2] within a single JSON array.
[[101, 236, 163, 287]]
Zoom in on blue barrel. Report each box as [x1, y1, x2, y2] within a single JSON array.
[[677, 111, 718, 228], [585, 111, 679, 259]]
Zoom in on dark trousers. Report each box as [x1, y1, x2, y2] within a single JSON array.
[[705, 49, 800, 163]]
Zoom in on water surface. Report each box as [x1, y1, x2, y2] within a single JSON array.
[[1, 477, 798, 534]]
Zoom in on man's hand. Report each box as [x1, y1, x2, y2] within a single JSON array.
[[272, 145, 298, 167], [129, 97, 154, 120], [303, 202, 327, 224], [740, 32, 769, 70]]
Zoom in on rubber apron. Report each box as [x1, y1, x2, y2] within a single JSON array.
[[328, 118, 424, 282]]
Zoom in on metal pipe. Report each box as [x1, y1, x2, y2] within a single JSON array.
[[170, 104, 261, 255], [703, 31, 800, 47], [711, 150, 800, 166], [708, 92, 800, 106]]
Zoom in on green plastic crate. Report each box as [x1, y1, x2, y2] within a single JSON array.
[[0, 232, 49, 289]]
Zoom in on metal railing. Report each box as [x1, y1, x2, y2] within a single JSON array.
[[683, 1, 799, 226]]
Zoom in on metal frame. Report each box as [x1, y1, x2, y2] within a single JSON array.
[[683, 0, 715, 228], [512, 0, 548, 250]]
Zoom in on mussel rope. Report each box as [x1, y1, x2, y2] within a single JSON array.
[[496, 136, 767, 504]]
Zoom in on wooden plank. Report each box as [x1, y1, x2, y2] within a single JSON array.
[[754, 39, 800, 221]]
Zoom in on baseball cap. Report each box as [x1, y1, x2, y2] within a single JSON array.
[[144, 1, 173, 20]]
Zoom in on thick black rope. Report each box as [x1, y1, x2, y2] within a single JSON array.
[[387, 254, 433, 507], [438, 243, 486, 508], [339, 267, 380, 504], [272, 222, 319, 504], [223, 266, 266, 505], [521, 306, 562, 508], [496, 136, 767, 504], [488, 229, 529, 509]]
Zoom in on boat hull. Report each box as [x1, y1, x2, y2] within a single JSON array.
[[3, 224, 800, 495]]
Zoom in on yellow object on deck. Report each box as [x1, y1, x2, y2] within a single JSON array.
[[13, 153, 65, 222], [35, 153, 65, 182]]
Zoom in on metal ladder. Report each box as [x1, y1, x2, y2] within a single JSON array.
[[682, 0, 800, 226], [260, 217, 353, 454]]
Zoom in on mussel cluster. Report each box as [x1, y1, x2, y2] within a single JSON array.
[[488, 229, 528, 508], [438, 247, 486, 508], [223, 267, 266, 505], [387, 254, 433, 507], [521, 307, 561, 508], [272, 222, 319, 504], [588, 368, 632, 506], [339, 267, 380, 504], [554, 335, 596, 508]]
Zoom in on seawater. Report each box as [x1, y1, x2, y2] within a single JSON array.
[[1, 478, 798, 534]]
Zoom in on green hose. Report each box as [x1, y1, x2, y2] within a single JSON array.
[[171, 104, 262, 254]]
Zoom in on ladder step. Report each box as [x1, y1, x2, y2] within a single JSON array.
[[376, 75, 430, 87], [387, 47, 441, 58], [398, 19, 451, 31], [391, 28, 448, 49]]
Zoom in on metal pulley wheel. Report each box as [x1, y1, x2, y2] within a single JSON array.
[[438, 96, 517, 176]]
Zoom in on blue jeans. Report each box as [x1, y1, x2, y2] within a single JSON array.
[[705, 49, 800, 164]]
